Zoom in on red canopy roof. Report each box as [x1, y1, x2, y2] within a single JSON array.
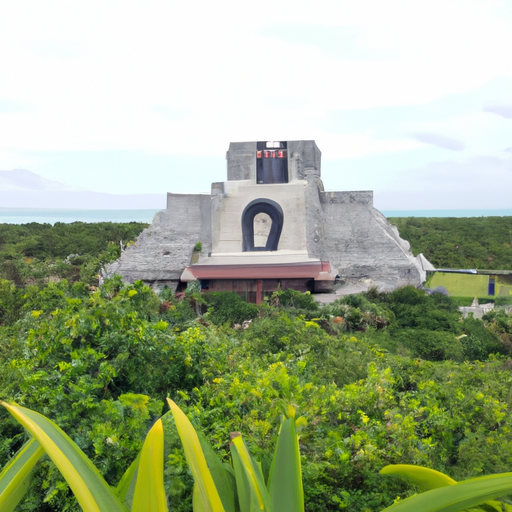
[[182, 261, 331, 280]]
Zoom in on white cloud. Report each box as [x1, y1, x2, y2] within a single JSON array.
[[0, 0, 511, 206], [413, 133, 465, 151], [484, 104, 512, 119]]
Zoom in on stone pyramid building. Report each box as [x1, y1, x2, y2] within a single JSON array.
[[106, 140, 428, 302]]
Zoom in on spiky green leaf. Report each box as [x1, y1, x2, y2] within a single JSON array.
[[267, 417, 304, 512], [0, 438, 45, 512], [167, 398, 225, 512], [230, 435, 271, 512], [381, 472, 512, 512], [1, 401, 127, 512], [197, 431, 236, 512], [115, 453, 141, 509], [132, 419, 168, 512], [380, 465, 456, 491]]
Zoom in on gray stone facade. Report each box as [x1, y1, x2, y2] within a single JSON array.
[[106, 140, 427, 294]]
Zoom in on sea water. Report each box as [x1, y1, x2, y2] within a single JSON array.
[[0, 208, 162, 224], [383, 209, 512, 218], [0, 207, 511, 225]]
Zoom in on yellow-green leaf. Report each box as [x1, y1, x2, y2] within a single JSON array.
[[267, 417, 304, 512], [193, 483, 207, 512], [132, 419, 168, 512], [1, 401, 127, 512], [230, 435, 271, 512], [197, 431, 236, 512], [0, 437, 45, 512], [167, 398, 225, 512], [229, 445, 256, 512], [115, 453, 140, 510], [380, 465, 456, 491], [381, 472, 512, 512]]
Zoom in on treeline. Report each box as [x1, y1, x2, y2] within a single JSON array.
[[1, 219, 512, 510], [389, 216, 512, 269], [2, 279, 512, 511], [1, 217, 511, 287], [0, 221, 147, 285]]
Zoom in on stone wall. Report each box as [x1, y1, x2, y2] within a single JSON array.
[[320, 200, 423, 290], [106, 140, 427, 293], [211, 180, 308, 253], [105, 193, 211, 289], [226, 140, 321, 182]]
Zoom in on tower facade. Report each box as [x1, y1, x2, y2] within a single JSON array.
[[106, 141, 426, 301]]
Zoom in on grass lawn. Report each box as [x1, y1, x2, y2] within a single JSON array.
[[428, 272, 489, 297]]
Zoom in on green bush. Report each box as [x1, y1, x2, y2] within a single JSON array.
[[460, 316, 506, 360], [242, 313, 326, 358], [394, 329, 464, 361], [0, 222, 147, 286], [2, 265, 512, 511], [321, 294, 394, 331], [203, 291, 259, 325], [388, 216, 512, 270], [269, 288, 319, 312], [385, 286, 460, 332], [0, 279, 23, 326]]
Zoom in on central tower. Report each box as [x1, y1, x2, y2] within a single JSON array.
[[107, 140, 427, 301]]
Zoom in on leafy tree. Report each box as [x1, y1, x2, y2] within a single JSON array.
[[203, 291, 259, 326], [389, 216, 512, 270], [0, 221, 147, 286]]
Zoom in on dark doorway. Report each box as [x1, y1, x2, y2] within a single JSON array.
[[488, 276, 496, 296], [256, 141, 288, 184], [242, 198, 284, 251]]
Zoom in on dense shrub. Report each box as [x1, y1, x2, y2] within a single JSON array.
[[322, 294, 394, 331], [460, 315, 506, 360], [385, 286, 460, 331], [203, 291, 259, 325], [2, 272, 512, 511], [388, 216, 512, 270], [242, 313, 326, 357], [0, 221, 147, 286], [268, 287, 320, 314], [0, 278, 23, 325], [0, 278, 235, 510], [393, 328, 464, 361]]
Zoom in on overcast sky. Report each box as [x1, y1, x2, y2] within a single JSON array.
[[1, 0, 511, 210]]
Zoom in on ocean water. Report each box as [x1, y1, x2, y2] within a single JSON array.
[[0, 208, 162, 224], [0, 207, 511, 225], [383, 209, 512, 218]]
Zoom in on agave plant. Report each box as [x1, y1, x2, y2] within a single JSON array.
[[0, 400, 165, 512], [380, 464, 512, 512], [0, 399, 304, 512], [4, 398, 512, 512], [167, 398, 303, 512]]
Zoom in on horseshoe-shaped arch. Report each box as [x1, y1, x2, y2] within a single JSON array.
[[241, 198, 284, 252]]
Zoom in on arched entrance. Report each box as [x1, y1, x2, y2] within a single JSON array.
[[241, 198, 284, 251]]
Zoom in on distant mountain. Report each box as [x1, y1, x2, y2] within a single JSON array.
[[0, 169, 166, 209], [0, 169, 81, 192]]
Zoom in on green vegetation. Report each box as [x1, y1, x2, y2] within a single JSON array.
[[426, 272, 512, 302], [427, 272, 490, 296], [6, 402, 512, 512], [1, 219, 512, 511], [0, 397, 303, 512], [388, 216, 512, 270], [203, 291, 259, 325], [0, 222, 147, 286], [1, 277, 512, 511]]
